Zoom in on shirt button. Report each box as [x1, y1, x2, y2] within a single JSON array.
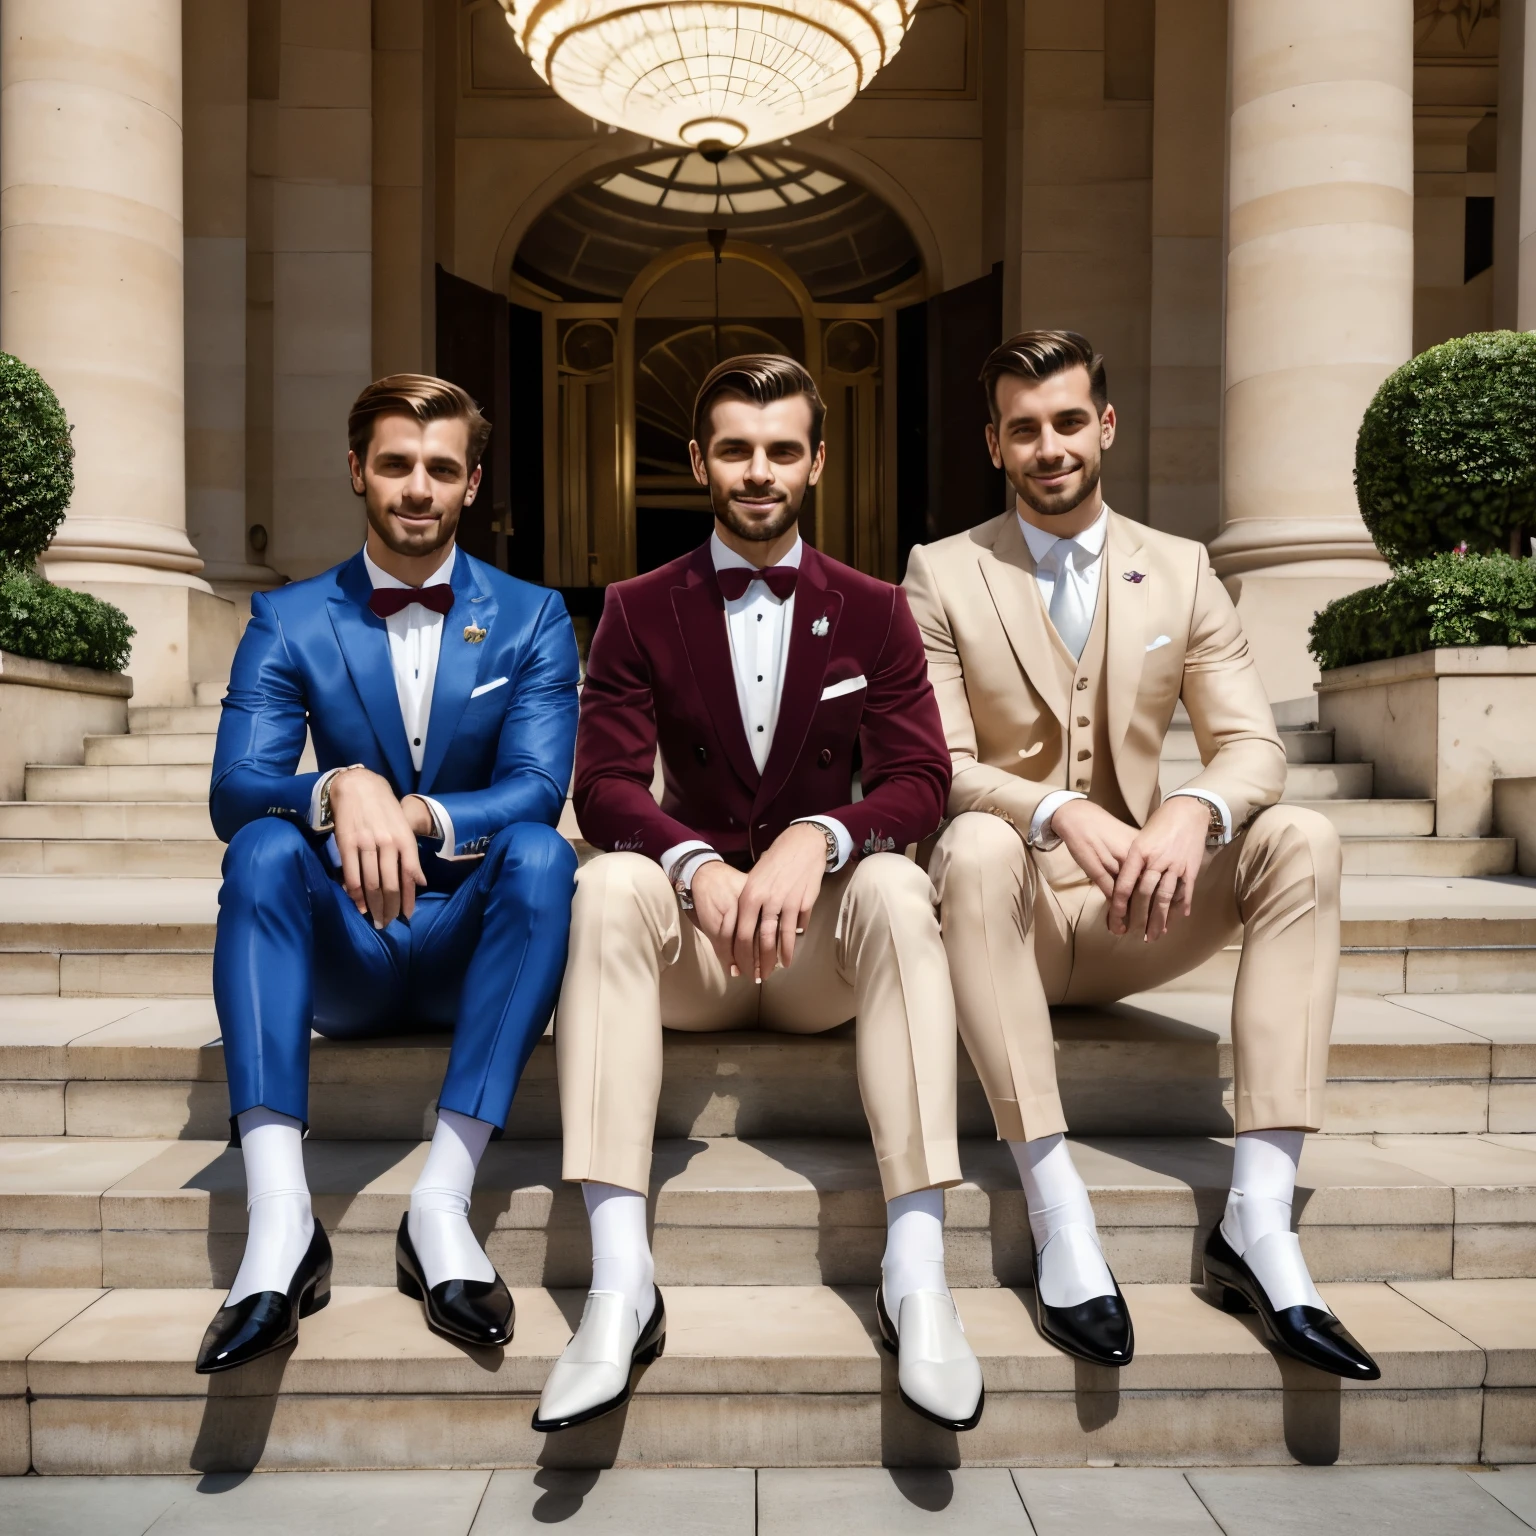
[[756, 725, 764, 733], [414, 737, 421, 746], [1077, 749, 1091, 761]]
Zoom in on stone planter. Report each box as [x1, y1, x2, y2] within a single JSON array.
[[0, 651, 132, 801], [1316, 647, 1536, 838]]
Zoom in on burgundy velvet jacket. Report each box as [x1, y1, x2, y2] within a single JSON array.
[[573, 541, 952, 868]]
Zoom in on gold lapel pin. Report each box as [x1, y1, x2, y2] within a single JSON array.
[[463, 624, 487, 643]]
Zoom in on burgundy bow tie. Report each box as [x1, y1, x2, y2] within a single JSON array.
[[716, 565, 797, 603], [368, 585, 455, 620]]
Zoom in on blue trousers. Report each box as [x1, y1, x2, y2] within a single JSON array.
[[213, 816, 577, 1129]]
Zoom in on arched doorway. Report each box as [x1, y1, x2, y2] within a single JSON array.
[[511, 149, 924, 588]]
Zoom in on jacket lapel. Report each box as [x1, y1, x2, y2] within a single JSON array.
[[1105, 510, 1149, 758], [326, 555, 416, 793], [978, 513, 1070, 726], [417, 553, 496, 795], [756, 548, 840, 814], [671, 547, 760, 794]]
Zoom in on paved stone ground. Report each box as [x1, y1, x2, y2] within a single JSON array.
[[1, 1466, 1534, 1534]]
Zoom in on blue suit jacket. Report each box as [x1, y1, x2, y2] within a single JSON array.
[[210, 549, 580, 891]]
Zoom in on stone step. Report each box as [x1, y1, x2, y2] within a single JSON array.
[[2, 992, 1530, 1141], [1159, 761, 1373, 801], [1296, 799, 1436, 837], [7, 1278, 1529, 1472], [193, 681, 226, 707], [83, 734, 217, 767], [23, 765, 211, 804], [1162, 726, 1337, 765], [0, 802, 216, 840], [0, 840, 225, 876], [1342, 837, 1516, 878], [128, 705, 221, 735], [3, 1132, 1531, 1293]]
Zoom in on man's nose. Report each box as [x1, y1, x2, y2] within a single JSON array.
[[403, 462, 434, 502], [744, 447, 774, 484], [1036, 425, 1064, 462]]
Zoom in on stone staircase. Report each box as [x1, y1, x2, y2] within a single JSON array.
[[2, 701, 1534, 1474]]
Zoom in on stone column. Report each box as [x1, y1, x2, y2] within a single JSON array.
[[1518, 0, 1536, 328], [1209, 0, 1412, 709], [0, 0, 235, 704]]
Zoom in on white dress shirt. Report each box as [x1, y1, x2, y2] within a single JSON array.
[[661, 532, 853, 890], [310, 546, 457, 858], [1016, 510, 1231, 850]]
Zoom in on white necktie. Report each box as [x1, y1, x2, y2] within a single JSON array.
[[1044, 541, 1094, 661]]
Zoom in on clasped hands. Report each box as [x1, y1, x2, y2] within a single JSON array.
[[688, 822, 828, 982], [327, 766, 434, 928], [1050, 794, 1213, 941]]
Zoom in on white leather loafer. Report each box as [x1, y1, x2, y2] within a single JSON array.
[[531, 1288, 666, 1433], [876, 1287, 985, 1431]]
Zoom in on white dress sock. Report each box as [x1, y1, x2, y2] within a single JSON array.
[[584, 1182, 655, 1330], [1010, 1134, 1116, 1308], [1220, 1128, 1327, 1313], [227, 1107, 314, 1304], [881, 1188, 950, 1318], [409, 1107, 497, 1289]]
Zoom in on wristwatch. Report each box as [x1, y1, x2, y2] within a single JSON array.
[[807, 819, 839, 871], [667, 850, 702, 911], [316, 764, 366, 832]]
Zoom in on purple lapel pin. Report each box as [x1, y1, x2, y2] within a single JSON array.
[[1123, 570, 1146, 584]]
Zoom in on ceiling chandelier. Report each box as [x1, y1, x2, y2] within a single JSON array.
[[498, 0, 918, 156]]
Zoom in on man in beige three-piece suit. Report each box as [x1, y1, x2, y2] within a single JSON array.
[[902, 330, 1380, 1381]]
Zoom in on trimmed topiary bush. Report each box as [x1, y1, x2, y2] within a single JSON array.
[[0, 354, 132, 672], [1355, 330, 1536, 567], [1308, 550, 1536, 672]]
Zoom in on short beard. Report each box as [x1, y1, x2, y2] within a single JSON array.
[[364, 494, 459, 558], [1012, 458, 1102, 519], [711, 484, 803, 545]]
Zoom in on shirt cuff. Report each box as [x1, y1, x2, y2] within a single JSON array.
[[792, 815, 853, 872], [1165, 787, 1233, 844], [1028, 789, 1086, 851], [310, 768, 344, 832], [415, 796, 452, 851], [659, 839, 722, 891]]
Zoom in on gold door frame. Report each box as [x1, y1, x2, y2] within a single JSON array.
[[614, 241, 822, 583]]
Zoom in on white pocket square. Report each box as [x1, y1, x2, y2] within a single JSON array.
[[820, 674, 867, 702], [1145, 635, 1173, 653], [470, 676, 509, 698]]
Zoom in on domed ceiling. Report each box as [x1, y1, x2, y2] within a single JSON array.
[[514, 151, 922, 304]]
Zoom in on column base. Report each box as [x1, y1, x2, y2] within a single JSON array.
[[49, 580, 239, 708], [1224, 560, 1388, 715], [200, 561, 289, 627]]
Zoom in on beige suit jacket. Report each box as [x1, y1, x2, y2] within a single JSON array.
[[902, 509, 1286, 837]]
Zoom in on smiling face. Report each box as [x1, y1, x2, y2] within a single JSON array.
[[348, 412, 481, 568], [690, 393, 825, 550], [985, 365, 1116, 535]]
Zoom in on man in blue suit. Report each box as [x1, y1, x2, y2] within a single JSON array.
[[196, 374, 579, 1373]]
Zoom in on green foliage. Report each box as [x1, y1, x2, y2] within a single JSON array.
[[1355, 331, 1536, 567], [1308, 551, 1536, 672], [0, 353, 74, 571], [0, 573, 134, 674]]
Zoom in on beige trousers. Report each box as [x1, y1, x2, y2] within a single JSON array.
[[927, 805, 1342, 1141], [556, 850, 963, 1199]]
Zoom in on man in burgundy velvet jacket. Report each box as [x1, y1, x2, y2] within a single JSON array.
[[534, 356, 985, 1439]]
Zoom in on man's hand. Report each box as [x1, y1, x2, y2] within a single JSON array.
[[1050, 798, 1138, 901], [733, 823, 829, 982], [688, 859, 747, 971], [328, 768, 428, 928], [1107, 795, 1211, 942]]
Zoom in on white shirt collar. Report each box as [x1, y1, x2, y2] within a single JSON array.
[[362, 543, 457, 592], [1017, 507, 1108, 567], [710, 530, 804, 573]]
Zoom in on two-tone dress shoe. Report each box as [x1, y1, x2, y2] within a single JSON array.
[[875, 1287, 985, 1432], [395, 1212, 514, 1347], [1031, 1249, 1135, 1369], [1203, 1224, 1380, 1380], [195, 1219, 333, 1374], [532, 1288, 667, 1432]]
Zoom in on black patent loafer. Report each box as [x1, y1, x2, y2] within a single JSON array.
[[395, 1212, 513, 1347], [195, 1218, 332, 1374], [1203, 1224, 1380, 1380], [1030, 1248, 1135, 1368]]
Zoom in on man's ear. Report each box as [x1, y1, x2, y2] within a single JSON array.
[[806, 439, 827, 487], [984, 421, 1003, 470], [463, 462, 482, 506], [1100, 404, 1117, 451], [347, 450, 366, 496], [688, 439, 709, 487]]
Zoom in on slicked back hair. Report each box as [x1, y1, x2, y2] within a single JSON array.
[[980, 330, 1107, 423], [691, 353, 826, 452], [347, 373, 493, 470]]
